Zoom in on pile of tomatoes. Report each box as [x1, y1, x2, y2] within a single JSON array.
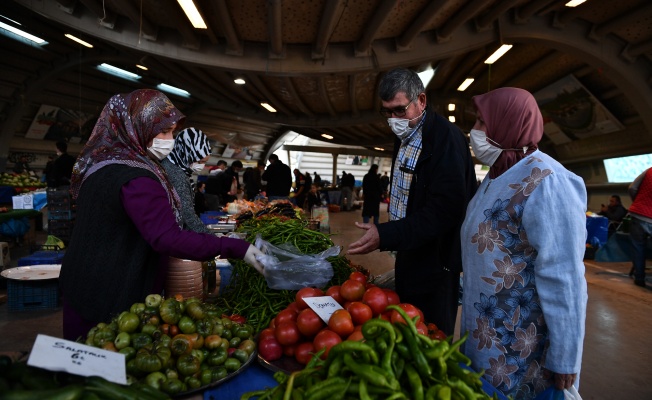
[[257, 272, 447, 366]]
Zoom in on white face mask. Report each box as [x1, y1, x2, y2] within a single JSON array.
[[147, 138, 175, 160], [469, 129, 502, 167], [190, 163, 205, 173], [387, 111, 424, 141]]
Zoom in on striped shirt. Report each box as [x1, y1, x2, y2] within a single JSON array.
[[389, 116, 425, 221]]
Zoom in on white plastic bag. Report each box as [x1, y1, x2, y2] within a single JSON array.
[[254, 235, 340, 290], [563, 386, 582, 400]]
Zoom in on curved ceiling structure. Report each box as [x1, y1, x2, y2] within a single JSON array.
[[1, 0, 651, 165]]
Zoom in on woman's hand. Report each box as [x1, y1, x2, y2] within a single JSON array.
[[244, 244, 264, 274], [554, 372, 576, 390]]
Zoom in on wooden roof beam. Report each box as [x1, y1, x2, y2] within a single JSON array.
[[312, 0, 347, 60], [355, 0, 395, 56]]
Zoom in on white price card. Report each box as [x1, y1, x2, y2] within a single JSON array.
[[304, 296, 343, 324], [27, 334, 127, 385]]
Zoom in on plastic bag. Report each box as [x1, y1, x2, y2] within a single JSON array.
[[535, 386, 582, 400], [254, 235, 340, 290]]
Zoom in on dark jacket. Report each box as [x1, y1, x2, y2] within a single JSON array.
[[262, 161, 292, 197], [377, 111, 477, 294], [50, 152, 76, 187], [362, 172, 382, 217]]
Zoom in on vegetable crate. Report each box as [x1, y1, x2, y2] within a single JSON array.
[[48, 219, 74, 244], [7, 279, 60, 311]]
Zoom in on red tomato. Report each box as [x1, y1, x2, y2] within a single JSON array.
[[365, 282, 377, 289], [295, 287, 325, 310], [390, 303, 422, 325], [431, 330, 447, 341], [286, 301, 301, 314], [328, 309, 354, 338], [294, 342, 315, 365], [283, 343, 297, 357], [274, 308, 298, 326], [259, 327, 276, 341], [313, 329, 342, 359], [296, 308, 325, 338], [382, 289, 400, 305], [258, 337, 282, 361], [340, 279, 366, 302], [275, 321, 301, 346], [349, 271, 367, 284], [416, 321, 428, 335], [346, 326, 365, 342], [346, 302, 373, 326], [325, 285, 344, 305], [362, 287, 389, 316], [268, 318, 276, 330], [379, 312, 391, 322]]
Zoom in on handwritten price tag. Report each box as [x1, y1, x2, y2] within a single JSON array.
[[304, 296, 343, 324], [27, 334, 127, 384]]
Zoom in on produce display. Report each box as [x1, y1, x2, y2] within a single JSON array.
[[247, 306, 495, 400], [211, 216, 360, 332], [0, 172, 45, 193], [83, 294, 257, 396], [0, 356, 171, 400]]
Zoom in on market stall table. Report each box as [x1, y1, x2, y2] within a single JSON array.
[[0, 209, 42, 244]]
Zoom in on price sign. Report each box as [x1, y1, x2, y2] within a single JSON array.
[[27, 334, 127, 384], [304, 296, 343, 323]]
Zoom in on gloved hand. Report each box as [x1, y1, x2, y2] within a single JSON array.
[[244, 244, 265, 274]]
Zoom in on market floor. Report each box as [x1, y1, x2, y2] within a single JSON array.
[[1, 206, 652, 399]]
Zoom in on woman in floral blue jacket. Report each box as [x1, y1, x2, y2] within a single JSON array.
[[460, 87, 587, 399]]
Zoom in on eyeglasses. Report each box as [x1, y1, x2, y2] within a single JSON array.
[[379, 99, 414, 118]]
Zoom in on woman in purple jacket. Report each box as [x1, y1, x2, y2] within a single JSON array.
[[59, 89, 263, 341]]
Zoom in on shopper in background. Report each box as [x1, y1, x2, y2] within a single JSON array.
[[628, 167, 652, 287], [347, 68, 477, 335], [313, 171, 322, 188], [306, 183, 322, 212], [293, 168, 311, 209], [194, 181, 208, 216], [205, 160, 227, 210], [598, 194, 628, 236], [244, 161, 265, 200], [49, 140, 76, 188], [340, 171, 354, 211], [12, 155, 31, 174], [161, 127, 211, 234], [379, 171, 390, 201], [214, 160, 243, 205], [262, 154, 292, 200], [460, 87, 587, 398], [59, 89, 264, 341], [361, 163, 382, 226]]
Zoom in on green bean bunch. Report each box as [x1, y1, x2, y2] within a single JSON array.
[[242, 306, 500, 400]]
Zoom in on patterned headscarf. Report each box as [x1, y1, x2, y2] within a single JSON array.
[[166, 127, 211, 177], [472, 87, 543, 179], [70, 89, 186, 220]]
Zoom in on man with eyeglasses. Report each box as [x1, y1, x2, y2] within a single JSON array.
[[347, 68, 477, 335]]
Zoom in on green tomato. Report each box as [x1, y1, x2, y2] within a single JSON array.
[[145, 294, 162, 308], [176, 354, 201, 377], [238, 339, 256, 356], [224, 357, 241, 373], [185, 302, 205, 320], [232, 349, 249, 364], [200, 369, 213, 386], [229, 337, 241, 348], [114, 331, 131, 350], [130, 302, 146, 315], [141, 323, 158, 337], [185, 376, 201, 390], [191, 349, 205, 364], [159, 298, 182, 325], [130, 332, 153, 350], [164, 368, 179, 380], [178, 316, 196, 334], [93, 327, 116, 348], [118, 346, 136, 361], [135, 351, 163, 373], [118, 312, 140, 333], [161, 378, 185, 395], [144, 371, 167, 390], [211, 366, 228, 382], [207, 348, 227, 366]]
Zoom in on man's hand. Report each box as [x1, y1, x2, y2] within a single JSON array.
[[554, 373, 576, 390], [347, 222, 380, 255], [244, 244, 265, 274]]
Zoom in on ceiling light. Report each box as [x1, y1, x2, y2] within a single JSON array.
[[321, 134, 333, 140], [136, 64, 148, 71], [374, 147, 384, 151], [565, 0, 586, 6], [448, 116, 456, 123], [176, 0, 207, 29], [448, 104, 455, 112], [0, 15, 21, 26], [65, 33, 93, 48], [97, 63, 141, 81], [261, 103, 276, 113], [457, 78, 474, 92], [234, 78, 245, 85], [157, 83, 191, 98], [484, 44, 513, 64], [0, 21, 47, 45], [417, 66, 435, 88]]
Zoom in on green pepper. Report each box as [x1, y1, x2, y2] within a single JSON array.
[[159, 298, 182, 325], [404, 364, 424, 400], [176, 354, 201, 377], [178, 316, 196, 334]]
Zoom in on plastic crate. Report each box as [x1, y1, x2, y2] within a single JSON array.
[[47, 189, 72, 207], [48, 210, 75, 220], [18, 250, 65, 267], [48, 219, 74, 242], [7, 279, 60, 311]]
